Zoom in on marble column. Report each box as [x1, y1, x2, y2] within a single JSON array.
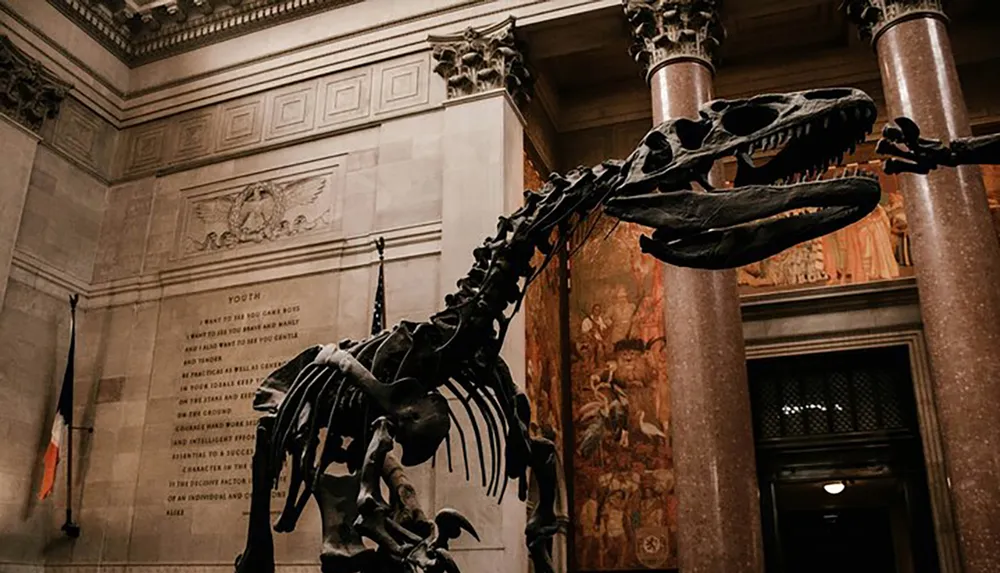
[[430, 18, 533, 573], [622, 2, 763, 572], [0, 35, 69, 309], [844, 3, 1000, 572]]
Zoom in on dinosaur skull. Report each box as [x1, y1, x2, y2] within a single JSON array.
[[605, 88, 882, 269]]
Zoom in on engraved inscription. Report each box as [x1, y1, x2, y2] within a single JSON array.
[[163, 291, 303, 517]]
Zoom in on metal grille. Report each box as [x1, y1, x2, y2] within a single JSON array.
[[748, 346, 914, 442]]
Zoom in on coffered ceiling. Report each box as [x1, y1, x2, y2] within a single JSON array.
[[46, 0, 360, 66]]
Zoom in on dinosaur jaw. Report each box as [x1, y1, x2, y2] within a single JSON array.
[[610, 172, 881, 269], [605, 97, 881, 269]]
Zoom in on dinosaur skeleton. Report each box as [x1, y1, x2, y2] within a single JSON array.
[[233, 88, 882, 573], [878, 116, 1000, 173]]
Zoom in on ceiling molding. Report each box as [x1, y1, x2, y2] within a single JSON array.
[[45, 0, 362, 67]]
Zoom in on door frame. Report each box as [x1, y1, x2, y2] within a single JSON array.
[[746, 330, 961, 573]]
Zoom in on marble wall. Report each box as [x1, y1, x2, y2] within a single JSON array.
[[0, 116, 39, 309], [0, 137, 107, 564], [0, 58, 535, 573]]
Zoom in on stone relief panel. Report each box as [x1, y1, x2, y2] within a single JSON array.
[[92, 178, 156, 283], [373, 54, 431, 115], [44, 97, 119, 178], [317, 69, 372, 128], [119, 54, 438, 179], [175, 157, 345, 261], [265, 81, 318, 141], [126, 122, 170, 174], [173, 108, 218, 162], [217, 97, 266, 152]]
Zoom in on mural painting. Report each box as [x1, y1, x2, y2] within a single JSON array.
[[523, 151, 570, 567], [524, 151, 564, 450], [980, 164, 1000, 241], [737, 160, 1000, 292], [737, 161, 914, 292], [569, 217, 677, 571]]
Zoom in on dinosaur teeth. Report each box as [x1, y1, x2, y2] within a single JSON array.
[[738, 151, 755, 168]]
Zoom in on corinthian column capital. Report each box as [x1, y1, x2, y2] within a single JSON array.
[[429, 17, 534, 107], [842, 0, 948, 44], [0, 35, 72, 133], [622, 0, 726, 80]]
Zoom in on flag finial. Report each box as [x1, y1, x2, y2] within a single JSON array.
[[370, 237, 387, 335]]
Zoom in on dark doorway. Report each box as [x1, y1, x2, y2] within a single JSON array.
[[748, 345, 940, 573], [781, 506, 896, 573]]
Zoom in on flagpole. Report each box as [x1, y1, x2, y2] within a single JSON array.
[[62, 294, 81, 539], [371, 237, 386, 336]]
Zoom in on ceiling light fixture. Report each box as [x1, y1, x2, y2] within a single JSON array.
[[823, 481, 846, 495]]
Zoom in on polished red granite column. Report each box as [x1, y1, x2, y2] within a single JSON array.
[[845, 2, 1000, 572], [623, 3, 763, 572]]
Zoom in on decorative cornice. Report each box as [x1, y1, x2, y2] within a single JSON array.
[[428, 16, 534, 108], [841, 0, 949, 45], [45, 0, 361, 67], [0, 35, 72, 133], [11, 221, 443, 310], [622, 0, 726, 80], [740, 276, 920, 322]]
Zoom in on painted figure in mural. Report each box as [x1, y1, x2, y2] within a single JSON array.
[[580, 303, 611, 367], [234, 88, 884, 573], [886, 192, 912, 266], [734, 159, 932, 291]]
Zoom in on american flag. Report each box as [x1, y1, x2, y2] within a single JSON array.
[[371, 237, 386, 335]]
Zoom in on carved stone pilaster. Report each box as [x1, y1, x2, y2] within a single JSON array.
[[622, 0, 726, 80], [429, 17, 534, 107], [842, 0, 948, 44], [0, 36, 71, 133]]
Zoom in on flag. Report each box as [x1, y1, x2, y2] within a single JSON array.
[[371, 237, 386, 335], [39, 294, 78, 501]]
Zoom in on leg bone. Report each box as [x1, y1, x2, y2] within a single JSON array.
[[235, 418, 276, 573]]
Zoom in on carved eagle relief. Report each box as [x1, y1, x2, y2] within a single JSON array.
[[186, 175, 329, 253]]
